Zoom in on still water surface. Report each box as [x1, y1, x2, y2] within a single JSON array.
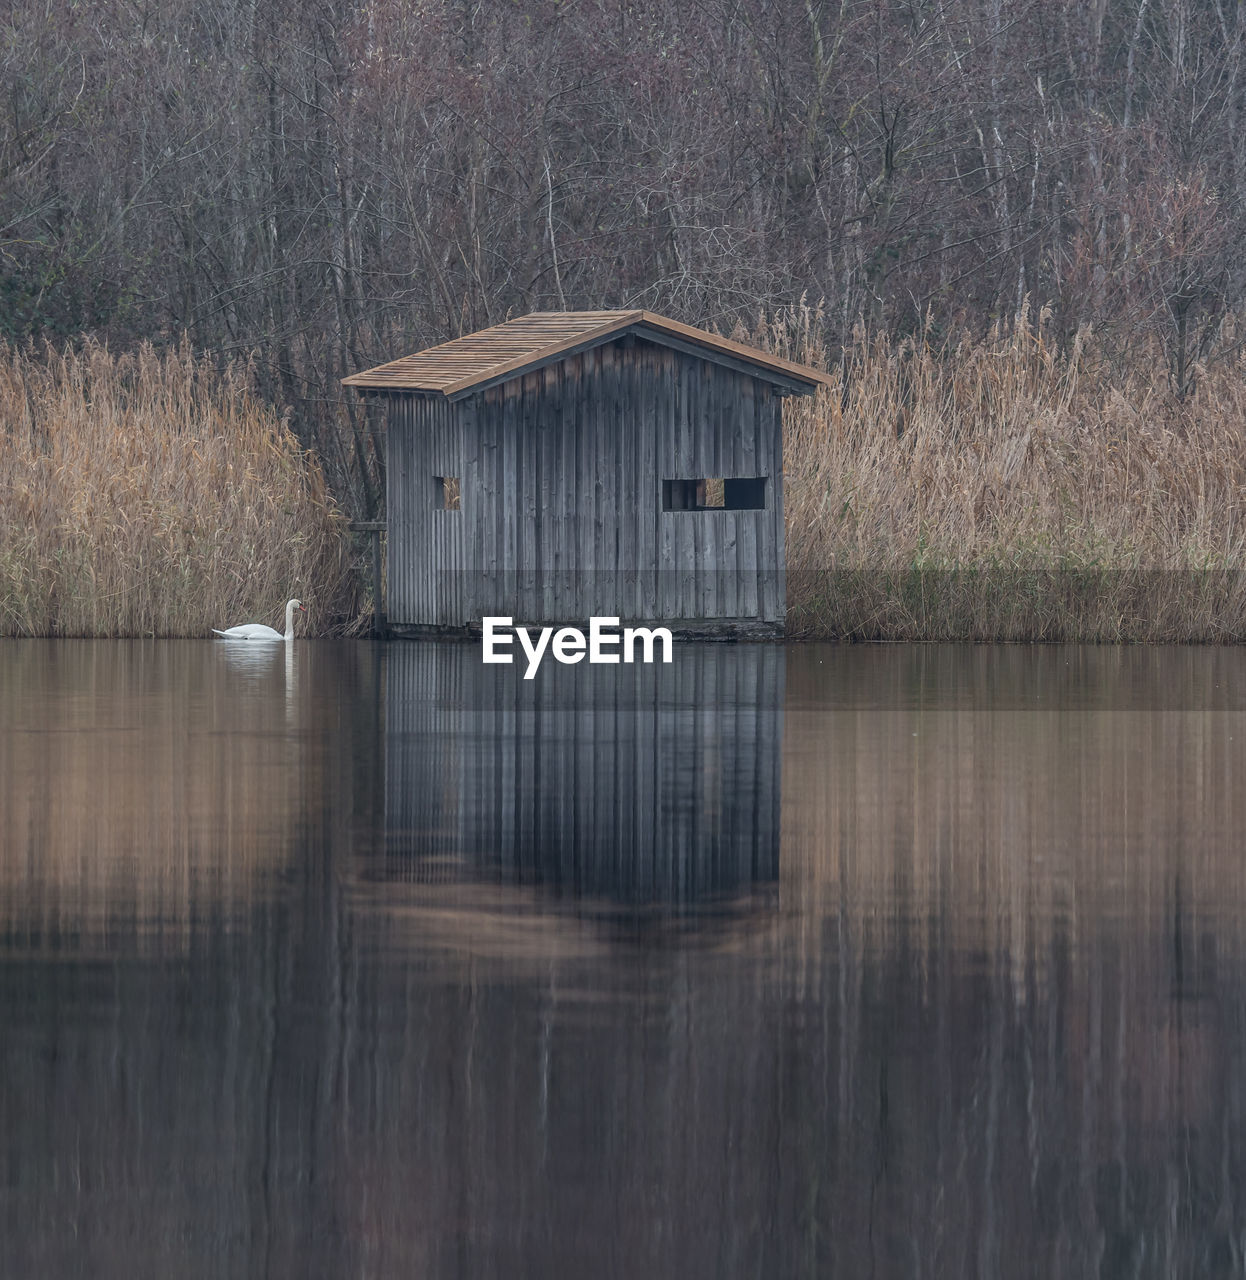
[[2, 640, 1246, 1278]]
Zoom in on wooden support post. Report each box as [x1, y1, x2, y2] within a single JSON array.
[[350, 521, 388, 638], [371, 529, 386, 638]]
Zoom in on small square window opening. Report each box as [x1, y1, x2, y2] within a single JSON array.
[[434, 476, 461, 510]]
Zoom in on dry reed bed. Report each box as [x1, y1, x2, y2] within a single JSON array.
[[8, 321, 1246, 641], [0, 340, 354, 637], [772, 306, 1246, 641]]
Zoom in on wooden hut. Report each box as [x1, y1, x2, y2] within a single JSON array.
[[343, 310, 830, 635]]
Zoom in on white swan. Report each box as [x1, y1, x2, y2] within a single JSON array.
[[213, 598, 305, 641]]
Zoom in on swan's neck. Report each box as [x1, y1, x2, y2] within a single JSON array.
[[284, 601, 296, 641]]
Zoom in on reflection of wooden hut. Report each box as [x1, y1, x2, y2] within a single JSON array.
[[343, 311, 829, 635], [383, 643, 784, 909]]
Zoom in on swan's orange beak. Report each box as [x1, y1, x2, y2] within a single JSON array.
[[298, 604, 306, 611]]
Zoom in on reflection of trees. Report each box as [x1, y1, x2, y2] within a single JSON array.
[[3, 643, 1246, 1276], [11, 909, 1244, 1277]]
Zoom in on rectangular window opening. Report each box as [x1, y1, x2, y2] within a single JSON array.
[[662, 477, 766, 511], [434, 475, 461, 510]]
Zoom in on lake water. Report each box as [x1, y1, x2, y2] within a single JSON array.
[[2, 639, 1246, 1278]]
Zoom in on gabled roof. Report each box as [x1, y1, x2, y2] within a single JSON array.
[[342, 310, 832, 399]]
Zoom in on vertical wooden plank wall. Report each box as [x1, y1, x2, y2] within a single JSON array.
[[386, 390, 468, 627], [647, 347, 784, 625], [386, 338, 787, 628]]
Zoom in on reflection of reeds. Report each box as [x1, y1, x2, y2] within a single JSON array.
[[778, 647, 1246, 1148], [0, 640, 345, 948], [0, 340, 355, 636], [756, 302, 1246, 639], [780, 646, 1246, 966]]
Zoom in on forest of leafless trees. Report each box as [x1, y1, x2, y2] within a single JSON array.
[[4, 0, 1245, 518]]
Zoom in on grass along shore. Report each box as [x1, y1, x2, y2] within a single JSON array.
[[0, 340, 355, 638], [774, 306, 1246, 641]]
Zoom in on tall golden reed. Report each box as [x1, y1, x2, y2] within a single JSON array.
[[0, 339, 355, 637], [759, 301, 1246, 641]]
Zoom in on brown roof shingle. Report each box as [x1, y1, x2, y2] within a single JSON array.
[[342, 310, 831, 395]]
